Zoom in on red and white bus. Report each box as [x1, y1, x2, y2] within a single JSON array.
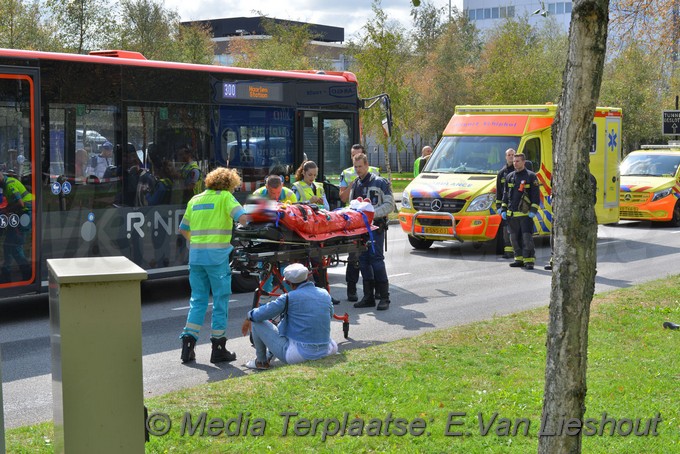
[[0, 48, 380, 298]]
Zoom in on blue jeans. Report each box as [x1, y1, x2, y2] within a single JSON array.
[[251, 320, 290, 364], [359, 229, 387, 282], [181, 263, 232, 340]]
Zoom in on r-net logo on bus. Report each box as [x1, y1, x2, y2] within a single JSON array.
[[126, 209, 185, 239]]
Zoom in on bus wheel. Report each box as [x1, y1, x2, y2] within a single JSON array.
[[669, 200, 680, 227], [408, 235, 433, 250]]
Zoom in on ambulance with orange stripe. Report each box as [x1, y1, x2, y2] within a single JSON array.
[[398, 104, 622, 250], [619, 144, 680, 226]]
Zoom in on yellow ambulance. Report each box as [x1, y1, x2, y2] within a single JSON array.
[[619, 144, 680, 226], [398, 104, 622, 250]]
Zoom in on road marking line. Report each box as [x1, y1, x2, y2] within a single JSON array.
[[389, 273, 411, 278], [172, 301, 237, 311]]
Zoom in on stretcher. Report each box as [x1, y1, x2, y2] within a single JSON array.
[[232, 200, 378, 339]]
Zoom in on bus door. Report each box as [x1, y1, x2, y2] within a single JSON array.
[[300, 111, 356, 209], [0, 69, 40, 294]]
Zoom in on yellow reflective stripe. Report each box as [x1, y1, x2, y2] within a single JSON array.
[[191, 243, 232, 249], [191, 229, 232, 236]]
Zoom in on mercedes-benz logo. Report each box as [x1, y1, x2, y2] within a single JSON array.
[[623, 193, 632, 202], [430, 199, 442, 211]]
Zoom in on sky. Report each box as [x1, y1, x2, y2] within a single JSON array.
[[163, 0, 466, 41]]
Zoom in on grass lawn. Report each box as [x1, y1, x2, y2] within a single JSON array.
[[6, 276, 680, 453]]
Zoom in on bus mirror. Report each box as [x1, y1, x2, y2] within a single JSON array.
[[381, 95, 393, 137], [360, 93, 393, 137]]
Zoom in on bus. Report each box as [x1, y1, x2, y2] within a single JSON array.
[[0, 48, 387, 298]]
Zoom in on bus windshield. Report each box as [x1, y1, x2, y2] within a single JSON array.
[[424, 136, 521, 175]]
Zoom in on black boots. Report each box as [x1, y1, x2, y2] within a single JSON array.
[[353, 280, 376, 308], [181, 335, 196, 363], [375, 281, 391, 311], [347, 281, 358, 302], [182, 336, 237, 363], [210, 337, 237, 363], [353, 280, 391, 310]]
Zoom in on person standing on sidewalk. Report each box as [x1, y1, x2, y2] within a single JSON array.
[[500, 153, 540, 270], [496, 148, 517, 259], [339, 144, 380, 302], [349, 153, 395, 310], [178, 167, 246, 364]]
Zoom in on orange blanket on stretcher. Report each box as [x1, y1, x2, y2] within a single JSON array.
[[247, 198, 376, 241]]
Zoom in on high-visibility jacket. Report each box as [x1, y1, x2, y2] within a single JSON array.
[[292, 180, 329, 210], [179, 189, 244, 265], [339, 165, 380, 189], [1, 175, 33, 212], [181, 161, 204, 194], [252, 186, 297, 204]]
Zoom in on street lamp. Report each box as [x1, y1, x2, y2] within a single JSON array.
[[533, 1, 549, 17]]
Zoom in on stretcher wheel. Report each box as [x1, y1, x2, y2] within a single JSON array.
[[343, 321, 349, 339]]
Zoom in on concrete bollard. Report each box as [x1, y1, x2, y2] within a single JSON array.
[[48, 257, 147, 454]]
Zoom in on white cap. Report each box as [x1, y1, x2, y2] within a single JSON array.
[[283, 263, 309, 284]]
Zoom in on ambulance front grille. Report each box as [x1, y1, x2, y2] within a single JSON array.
[[619, 192, 649, 204], [412, 198, 466, 213]]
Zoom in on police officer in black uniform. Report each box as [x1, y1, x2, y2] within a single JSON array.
[[500, 153, 540, 270]]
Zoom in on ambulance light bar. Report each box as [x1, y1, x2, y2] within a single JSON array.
[[640, 144, 680, 149], [456, 107, 551, 114]]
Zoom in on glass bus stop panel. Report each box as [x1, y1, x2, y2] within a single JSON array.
[[0, 75, 35, 286]]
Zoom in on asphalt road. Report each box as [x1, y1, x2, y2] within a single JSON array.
[[2, 220, 679, 428]]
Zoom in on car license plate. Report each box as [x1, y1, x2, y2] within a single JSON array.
[[423, 226, 450, 235]]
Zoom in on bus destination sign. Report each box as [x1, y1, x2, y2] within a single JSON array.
[[222, 82, 283, 102]]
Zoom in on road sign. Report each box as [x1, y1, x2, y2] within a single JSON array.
[[663, 110, 680, 135]]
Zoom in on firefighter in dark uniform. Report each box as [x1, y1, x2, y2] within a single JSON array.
[[500, 153, 540, 270], [496, 148, 516, 258]]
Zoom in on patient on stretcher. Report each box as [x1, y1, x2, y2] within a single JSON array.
[[240, 197, 376, 242]]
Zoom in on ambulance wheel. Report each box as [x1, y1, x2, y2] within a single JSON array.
[[669, 200, 680, 227], [408, 235, 433, 250]]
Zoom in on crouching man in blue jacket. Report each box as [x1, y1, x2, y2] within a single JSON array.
[[241, 263, 338, 370]]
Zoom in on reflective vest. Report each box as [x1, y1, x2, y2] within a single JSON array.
[[414, 157, 424, 177], [292, 181, 326, 204], [181, 189, 243, 249], [2, 175, 33, 212], [181, 161, 204, 194], [252, 186, 297, 203], [340, 165, 380, 188]]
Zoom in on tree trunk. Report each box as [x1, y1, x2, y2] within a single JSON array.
[[538, 1, 609, 453], [382, 139, 393, 179]]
